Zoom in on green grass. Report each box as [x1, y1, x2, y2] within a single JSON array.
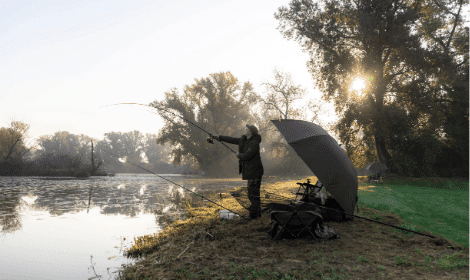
[[358, 179, 469, 248]]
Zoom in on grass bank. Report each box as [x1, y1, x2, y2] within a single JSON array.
[[116, 176, 469, 279], [357, 175, 468, 248]]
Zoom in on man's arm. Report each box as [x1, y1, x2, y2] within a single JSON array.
[[216, 135, 241, 145]]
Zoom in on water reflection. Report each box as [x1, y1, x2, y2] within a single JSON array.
[[0, 175, 182, 233], [0, 174, 249, 279]]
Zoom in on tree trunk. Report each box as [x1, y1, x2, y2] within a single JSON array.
[[374, 134, 391, 171], [373, 72, 392, 171], [3, 137, 21, 162]]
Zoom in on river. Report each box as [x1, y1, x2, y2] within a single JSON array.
[[0, 174, 265, 280]]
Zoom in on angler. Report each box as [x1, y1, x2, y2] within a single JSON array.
[[211, 124, 264, 220], [103, 104, 438, 238]]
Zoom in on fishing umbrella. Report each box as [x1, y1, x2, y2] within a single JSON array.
[[270, 119, 358, 216], [364, 162, 388, 174]]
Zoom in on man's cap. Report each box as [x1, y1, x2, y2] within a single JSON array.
[[245, 124, 258, 135]]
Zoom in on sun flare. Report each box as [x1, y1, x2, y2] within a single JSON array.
[[351, 78, 367, 92]]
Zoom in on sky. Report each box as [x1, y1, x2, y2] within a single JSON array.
[[1, 0, 337, 143]]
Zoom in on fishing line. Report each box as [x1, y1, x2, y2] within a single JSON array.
[[310, 201, 437, 238], [101, 103, 237, 154], [234, 179, 438, 238], [99, 148, 250, 221], [229, 185, 437, 238], [257, 187, 438, 238], [99, 104, 434, 237]]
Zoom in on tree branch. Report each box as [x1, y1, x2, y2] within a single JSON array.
[[445, 0, 463, 52], [455, 58, 468, 69]]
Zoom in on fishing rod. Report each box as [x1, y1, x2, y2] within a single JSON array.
[[100, 148, 250, 221], [257, 188, 438, 239], [99, 104, 433, 238], [101, 103, 237, 154], [312, 202, 437, 238], [231, 180, 438, 238]]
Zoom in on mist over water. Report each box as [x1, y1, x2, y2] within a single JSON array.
[[0, 174, 248, 280]]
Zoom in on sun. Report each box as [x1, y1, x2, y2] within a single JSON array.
[[350, 77, 367, 92]]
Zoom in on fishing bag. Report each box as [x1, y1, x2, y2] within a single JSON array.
[[267, 203, 339, 240]]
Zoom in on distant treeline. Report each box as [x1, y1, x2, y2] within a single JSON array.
[[0, 127, 189, 176], [0, 123, 312, 177]]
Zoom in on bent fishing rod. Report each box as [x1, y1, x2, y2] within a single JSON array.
[[100, 148, 250, 221], [101, 103, 237, 154], [99, 104, 434, 237]]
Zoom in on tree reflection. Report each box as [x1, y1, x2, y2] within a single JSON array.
[[0, 176, 247, 233], [0, 187, 23, 232]]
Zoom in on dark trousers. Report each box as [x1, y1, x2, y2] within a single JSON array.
[[247, 177, 262, 218]]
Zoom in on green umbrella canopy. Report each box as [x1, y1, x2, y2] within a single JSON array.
[[271, 119, 358, 216]]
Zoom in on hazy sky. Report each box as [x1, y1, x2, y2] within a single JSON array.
[[1, 0, 335, 142]]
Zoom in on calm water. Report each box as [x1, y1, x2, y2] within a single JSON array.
[[0, 174, 250, 280]]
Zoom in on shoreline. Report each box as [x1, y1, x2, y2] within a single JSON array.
[[115, 176, 469, 279]]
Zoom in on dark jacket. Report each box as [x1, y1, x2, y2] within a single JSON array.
[[218, 134, 264, 180]]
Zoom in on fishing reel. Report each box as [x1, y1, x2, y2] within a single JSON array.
[[207, 137, 215, 144]]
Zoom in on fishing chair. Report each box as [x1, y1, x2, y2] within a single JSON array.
[[293, 179, 350, 222], [267, 203, 323, 240], [294, 178, 323, 202]]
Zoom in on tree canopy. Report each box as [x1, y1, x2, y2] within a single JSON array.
[[0, 120, 30, 163], [0, 120, 30, 175], [150, 71, 259, 177], [253, 69, 313, 175], [275, 0, 469, 176]]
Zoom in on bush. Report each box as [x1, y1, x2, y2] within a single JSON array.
[[0, 161, 23, 176]]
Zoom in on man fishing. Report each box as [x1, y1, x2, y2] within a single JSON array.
[[212, 125, 264, 220]]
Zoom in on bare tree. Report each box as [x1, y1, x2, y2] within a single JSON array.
[[259, 69, 306, 120]]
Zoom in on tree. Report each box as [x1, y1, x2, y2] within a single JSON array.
[[89, 140, 103, 175], [139, 133, 180, 174], [417, 0, 469, 176], [150, 72, 257, 177], [120, 130, 144, 167], [36, 131, 81, 157], [76, 134, 94, 165], [96, 131, 144, 173], [258, 69, 307, 120], [0, 120, 30, 162], [338, 120, 378, 169], [141, 133, 170, 164], [275, 0, 468, 175], [95, 135, 123, 173], [34, 131, 104, 172], [0, 120, 30, 175], [253, 69, 313, 175]]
